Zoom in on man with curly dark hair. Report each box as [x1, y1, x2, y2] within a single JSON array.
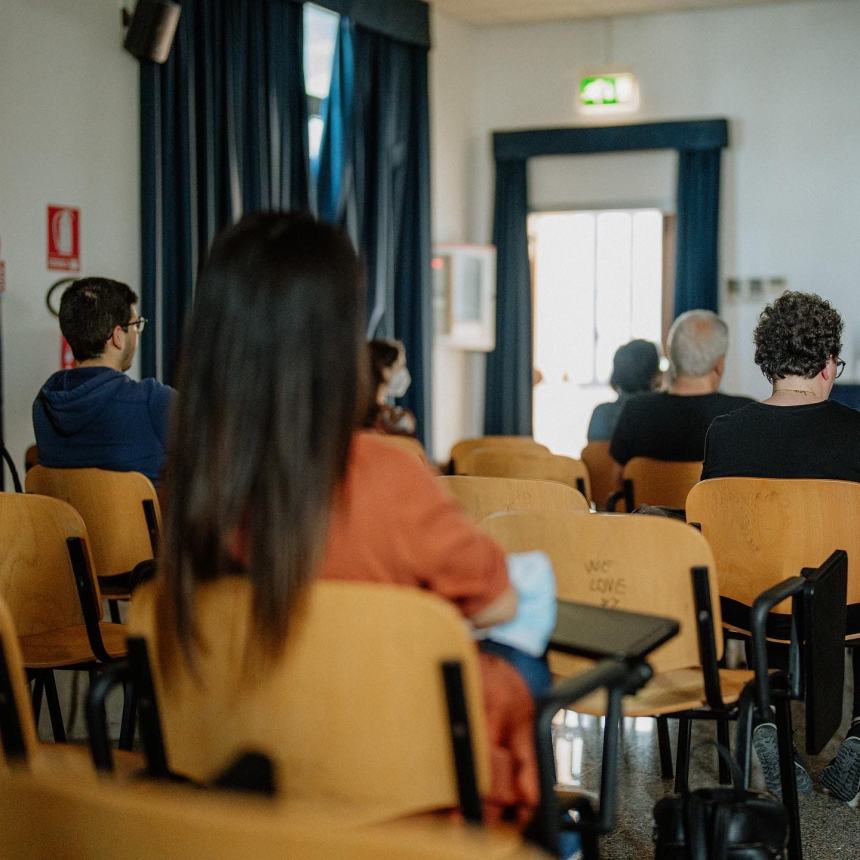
[[702, 290, 860, 804]]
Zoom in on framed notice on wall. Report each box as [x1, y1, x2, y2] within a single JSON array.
[[47, 205, 81, 272]]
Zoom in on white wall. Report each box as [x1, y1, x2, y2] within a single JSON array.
[[429, 9, 487, 461], [0, 0, 139, 480], [431, 0, 860, 446]]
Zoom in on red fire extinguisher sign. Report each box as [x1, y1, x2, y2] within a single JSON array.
[[47, 205, 81, 272]]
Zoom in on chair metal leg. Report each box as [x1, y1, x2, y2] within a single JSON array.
[[44, 671, 67, 743], [657, 716, 674, 779], [108, 600, 122, 623], [735, 687, 755, 789], [775, 692, 803, 860], [716, 718, 731, 784], [30, 673, 45, 727], [119, 680, 137, 751], [674, 717, 692, 793]]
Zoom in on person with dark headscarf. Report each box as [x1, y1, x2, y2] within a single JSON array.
[[586, 339, 661, 442]]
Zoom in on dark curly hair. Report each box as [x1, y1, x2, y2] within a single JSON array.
[[754, 291, 843, 382]]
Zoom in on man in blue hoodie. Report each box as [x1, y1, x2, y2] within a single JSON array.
[[33, 277, 174, 485]]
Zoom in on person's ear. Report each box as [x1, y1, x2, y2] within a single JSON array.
[[109, 324, 125, 351], [713, 355, 726, 378]]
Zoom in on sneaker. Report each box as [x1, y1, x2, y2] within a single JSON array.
[[820, 736, 860, 803], [752, 722, 813, 798]]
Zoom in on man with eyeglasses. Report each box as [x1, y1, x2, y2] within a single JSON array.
[[33, 277, 175, 484]]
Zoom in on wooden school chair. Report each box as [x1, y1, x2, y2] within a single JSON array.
[[450, 436, 549, 475], [606, 457, 702, 512], [438, 475, 589, 522], [0, 595, 141, 779], [26, 466, 161, 622], [0, 770, 551, 860], [128, 579, 492, 825], [686, 478, 860, 640], [373, 433, 432, 465], [579, 442, 616, 511], [461, 450, 592, 503], [480, 514, 756, 771], [481, 510, 828, 859], [0, 493, 128, 743]]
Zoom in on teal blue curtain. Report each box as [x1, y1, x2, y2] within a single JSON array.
[[140, 0, 309, 384], [484, 159, 532, 435], [315, 17, 353, 223], [317, 25, 432, 448], [674, 148, 722, 316]]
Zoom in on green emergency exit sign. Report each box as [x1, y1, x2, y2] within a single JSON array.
[[579, 73, 637, 108]]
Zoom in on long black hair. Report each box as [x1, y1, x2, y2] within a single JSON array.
[[158, 212, 365, 669]]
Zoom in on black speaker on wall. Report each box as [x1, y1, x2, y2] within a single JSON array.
[[123, 1, 181, 64]]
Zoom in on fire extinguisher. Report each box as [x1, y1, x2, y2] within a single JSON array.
[[46, 276, 78, 369]]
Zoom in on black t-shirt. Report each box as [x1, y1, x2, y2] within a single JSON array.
[[610, 391, 753, 465], [702, 399, 860, 481]]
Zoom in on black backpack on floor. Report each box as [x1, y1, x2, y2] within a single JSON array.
[[653, 745, 788, 860]]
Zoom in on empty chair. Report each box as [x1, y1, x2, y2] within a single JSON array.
[[0, 594, 140, 777], [439, 475, 588, 522], [607, 457, 702, 512], [450, 437, 549, 475], [579, 442, 616, 511], [129, 579, 490, 824], [479, 511, 786, 811], [0, 493, 127, 741], [461, 450, 592, 503], [25, 466, 161, 620]]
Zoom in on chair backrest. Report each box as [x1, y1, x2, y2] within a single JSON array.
[[26, 466, 161, 577], [373, 433, 430, 465], [686, 478, 860, 623], [129, 579, 490, 822], [0, 492, 100, 636], [24, 446, 39, 473], [461, 450, 592, 502], [450, 436, 548, 474], [481, 511, 721, 674], [580, 441, 616, 511], [438, 475, 589, 522], [0, 771, 548, 860], [623, 457, 702, 510], [0, 597, 38, 766]]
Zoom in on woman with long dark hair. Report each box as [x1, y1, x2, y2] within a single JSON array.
[[150, 212, 538, 823]]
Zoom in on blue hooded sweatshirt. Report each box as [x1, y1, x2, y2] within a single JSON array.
[[32, 367, 175, 484]]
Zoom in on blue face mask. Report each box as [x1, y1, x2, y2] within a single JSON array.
[[387, 367, 411, 399]]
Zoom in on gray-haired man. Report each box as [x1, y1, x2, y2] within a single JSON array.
[[609, 309, 752, 468]]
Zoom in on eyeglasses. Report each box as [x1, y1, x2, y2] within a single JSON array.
[[836, 358, 846, 379], [122, 317, 147, 334]]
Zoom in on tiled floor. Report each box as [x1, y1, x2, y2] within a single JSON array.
[[553, 658, 859, 858]]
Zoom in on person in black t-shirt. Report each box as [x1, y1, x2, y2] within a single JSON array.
[[609, 309, 752, 468], [702, 290, 860, 803]]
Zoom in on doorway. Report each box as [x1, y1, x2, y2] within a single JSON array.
[[530, 209, 672, 457]]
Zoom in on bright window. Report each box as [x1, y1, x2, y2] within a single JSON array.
[[530, 209, 664, 456], [303, 3, 339, 164]]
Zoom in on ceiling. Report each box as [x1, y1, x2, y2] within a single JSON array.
[[429, 0, 797, 26]]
